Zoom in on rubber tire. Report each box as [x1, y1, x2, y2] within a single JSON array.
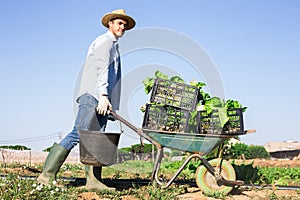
[[195, 158, 236, 195]]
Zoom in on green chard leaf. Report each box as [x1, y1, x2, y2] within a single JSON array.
[[226, 99, 247, 112], [143, 77, 155, 94], [170, 76, 185, 83], [154, 70, 169, 80], [190, 80, 206, 89]]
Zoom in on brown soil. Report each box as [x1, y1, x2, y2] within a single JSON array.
[[232, 158, 300, 168], [76, 187, 300, 200], [3, 159, 300, 199], [175, 187, 300, 200], [77, 159, 300, 200]]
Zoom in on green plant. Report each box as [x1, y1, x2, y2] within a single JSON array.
[[2, 161, 300, 199], [106, 160, 154, 177], [133, 183, 185, 200], [142, 70, 246, 134], [225, 143, 250, 159], [203, 190, 226, 199], [159, 159, 200, 181], [177, 168, 195, 180], [248, 145, 270, 158], [269, 191, 278, 200], [0, 145, 31, 150], [0, 174, 79, 199], [43, 146, 52, 152], [223, 142, 270, 159], [258, 167, 300, 186], [232, 161, 259, 184], [131, 143, 157, 153], [162, 160, 182, 170], [61, 163, 83, 171], [119, 147, 131, 152], [96, 188, 135, 200], [142, 71, 169, 94]]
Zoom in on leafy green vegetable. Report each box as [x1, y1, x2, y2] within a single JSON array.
[[141, 70, 247, 134], [204, 97, 224, 107], [203, 97, 229, 128], [188, 110, 198, 126], [170, 76, 185, 83], [155, 70, 168, 80], [143, 71, 170, 94], [142, 77, 155, 94], [232, 162, 259, 184], [226, 99, 247, 112], [189, 79, 206, 88], [199, 90, 210, 103]]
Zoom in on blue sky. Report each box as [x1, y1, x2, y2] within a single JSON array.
[[0, 1, 299, 150]]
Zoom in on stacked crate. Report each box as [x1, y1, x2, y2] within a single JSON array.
[[142, 78, 245, 134], [198, 108, 244, 135], [142, 78, 198, 133]]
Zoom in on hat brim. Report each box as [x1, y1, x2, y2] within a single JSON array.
[[102, 13, 135, 30]]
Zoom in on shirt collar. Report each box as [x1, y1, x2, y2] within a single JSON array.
[[106, 30, 118, 42]]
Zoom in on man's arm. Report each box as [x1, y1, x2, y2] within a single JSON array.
[[93, 38, 113, 114]]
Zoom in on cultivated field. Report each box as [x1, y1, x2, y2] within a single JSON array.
[[1, 149, 300, 200]]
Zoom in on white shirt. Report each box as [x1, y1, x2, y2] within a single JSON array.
[[76, 31, 121, 110]]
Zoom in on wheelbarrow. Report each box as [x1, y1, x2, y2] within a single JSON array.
[[110, 110, 256, 195], [78, 78, 254, 194], [107, 77, 256, 194]]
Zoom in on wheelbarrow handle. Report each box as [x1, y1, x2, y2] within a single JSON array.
[[245, 129, 256, 134], [109, 110, 160, 148], [109, 110, 139, 134]]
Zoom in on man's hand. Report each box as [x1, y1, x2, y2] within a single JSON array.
[[96, 95, 112, 115]]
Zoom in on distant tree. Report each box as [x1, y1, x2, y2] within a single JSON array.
[[131, 143, 156, 153], [119, 147, 131, 153], [0, 145, 31, 150], [43, 146, 52, 152], [248, 145, 270, 159], [131, 144, 143, 153], [226, 143, 250, 159], [223, 143, 270, 159]]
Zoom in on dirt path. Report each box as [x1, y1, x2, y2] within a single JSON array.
[[77, 187, 300, 200], [175, 187, 300, 200]]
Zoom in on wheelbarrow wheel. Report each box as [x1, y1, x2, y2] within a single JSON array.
[[195, 158, 236, 195]]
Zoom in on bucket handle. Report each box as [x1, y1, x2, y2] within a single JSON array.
[[77, 107, 123, 134]]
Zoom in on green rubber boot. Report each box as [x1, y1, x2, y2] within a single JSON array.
[[85, 165, 115, 191], [37, 143, 70, 185]]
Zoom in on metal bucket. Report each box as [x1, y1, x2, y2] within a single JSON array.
[[79, 130, 121, 166]]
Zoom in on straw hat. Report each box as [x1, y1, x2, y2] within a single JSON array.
[[102, 9, 135, 30]]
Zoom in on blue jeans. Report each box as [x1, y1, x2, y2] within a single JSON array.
[[59, 93, 108, 150]]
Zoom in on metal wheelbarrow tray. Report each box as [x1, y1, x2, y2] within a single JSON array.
[[111, 111, 255, 195]]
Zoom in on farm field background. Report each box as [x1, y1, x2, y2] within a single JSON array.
[[1, 158, 300, 200]]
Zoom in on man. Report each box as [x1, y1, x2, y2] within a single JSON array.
[[37, 9, 135, 190]]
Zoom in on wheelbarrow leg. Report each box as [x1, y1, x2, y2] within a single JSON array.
[[153, 153, 203, 188], [150, 145, 163, 182]]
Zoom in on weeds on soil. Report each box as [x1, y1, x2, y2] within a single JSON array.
[[0, 174, 80, 200]]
